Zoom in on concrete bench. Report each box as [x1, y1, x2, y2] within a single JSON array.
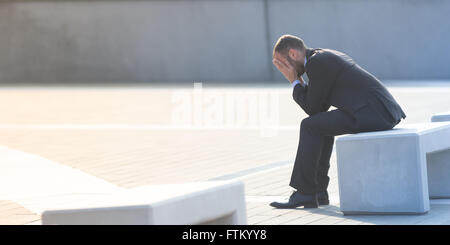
[[336, 122, 450, 215], [431, 111, 450, 122], [42, 180, 247, 225]]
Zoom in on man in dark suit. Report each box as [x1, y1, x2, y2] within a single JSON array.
[[269, 34, 406, 209]]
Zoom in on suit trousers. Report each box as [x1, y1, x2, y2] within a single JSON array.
[[289, 102, 401, 194]]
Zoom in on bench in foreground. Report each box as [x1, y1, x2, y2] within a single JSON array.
[[336, 122, 450, 215], [42, 180, 246, 225]]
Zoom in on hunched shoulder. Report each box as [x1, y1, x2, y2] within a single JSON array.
[[307, 49, 354, 71], [305, 50, 327, 70], [306, 49, 351, 79]]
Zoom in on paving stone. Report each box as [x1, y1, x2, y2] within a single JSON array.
[[1, 85, 450, 224]]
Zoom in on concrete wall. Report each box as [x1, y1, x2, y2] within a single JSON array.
[[0, 0, 449, 83], [268, 0, 450, 81]]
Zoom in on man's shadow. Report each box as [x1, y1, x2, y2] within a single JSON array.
[[289, 204, 430, 225]]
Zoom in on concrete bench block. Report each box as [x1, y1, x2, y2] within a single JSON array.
[[336, 122, 450, 215], [41, 180, 247, 225], [431, 111, 450, 122]]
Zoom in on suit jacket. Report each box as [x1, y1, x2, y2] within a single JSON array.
[[293, 48, 406, 123]]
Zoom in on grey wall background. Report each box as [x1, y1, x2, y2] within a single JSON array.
[[0, 0, 449, 83]]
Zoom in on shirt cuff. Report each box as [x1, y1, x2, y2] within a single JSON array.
[[292, 80, 300, 88]]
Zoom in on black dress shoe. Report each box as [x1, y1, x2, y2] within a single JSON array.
[[317, 191, 329, 206], [270, 191, 318, 209]]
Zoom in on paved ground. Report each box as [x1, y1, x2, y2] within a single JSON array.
[[0, 81, 449, 225]]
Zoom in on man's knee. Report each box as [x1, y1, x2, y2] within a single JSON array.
[[300, 117, 313, 130], [300, 116, 319, 135]]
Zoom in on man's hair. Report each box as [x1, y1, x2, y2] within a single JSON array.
[[273, 34, 307, 57]]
